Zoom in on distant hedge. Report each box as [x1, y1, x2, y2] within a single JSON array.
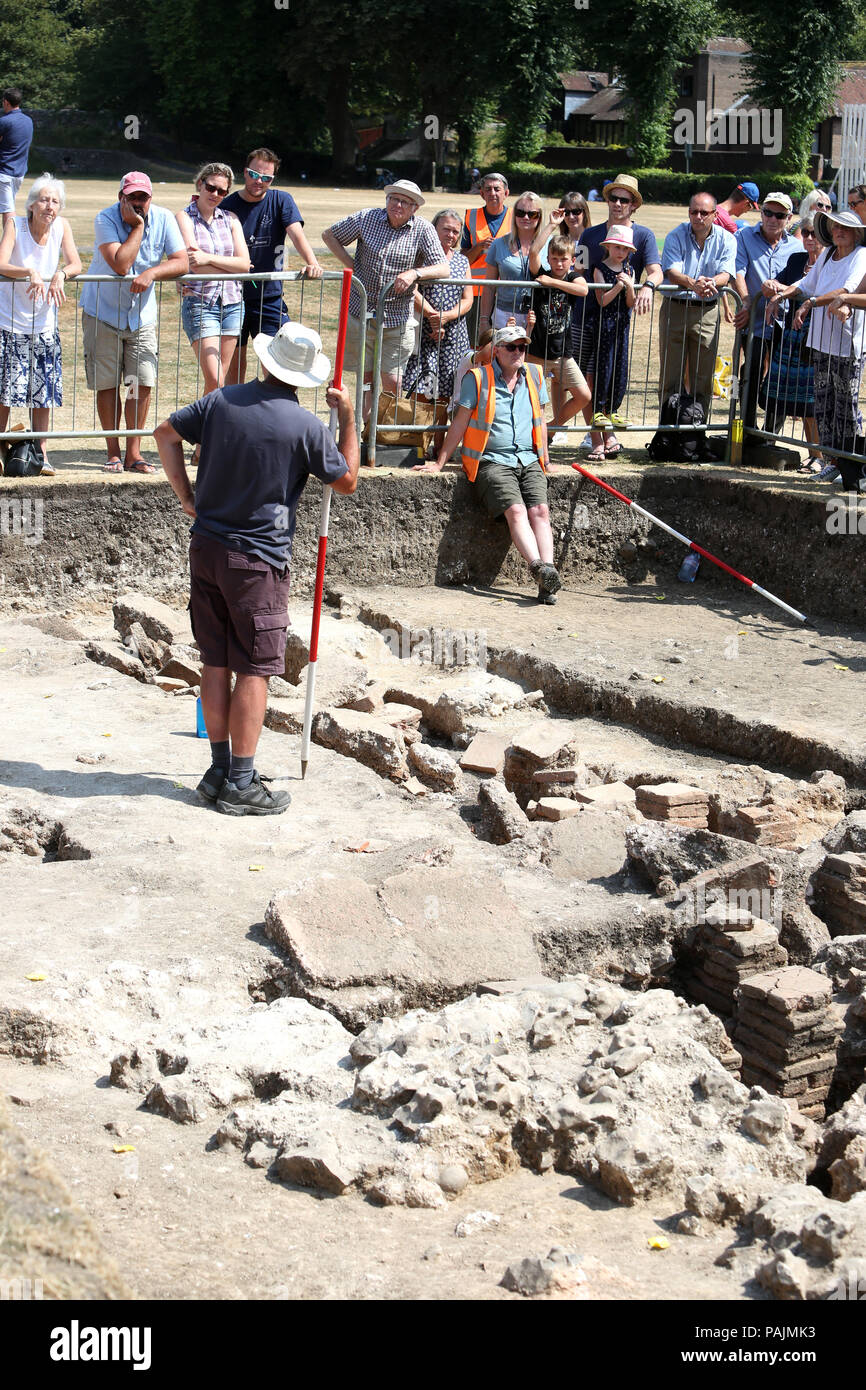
[[499, 163, 814, 205]]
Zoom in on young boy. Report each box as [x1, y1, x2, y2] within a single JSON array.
[[528, 234, 591, 438]]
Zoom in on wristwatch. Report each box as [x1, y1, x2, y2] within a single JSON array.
[[809, 296, 817, 307]]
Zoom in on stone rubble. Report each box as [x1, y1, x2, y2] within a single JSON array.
[[636, 782, 709, 829]]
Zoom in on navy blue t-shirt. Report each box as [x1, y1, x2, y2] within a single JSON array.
[[170, 378, 347, 568], [221, 189, 303, 303], [578, 221, 660, 279], [0, 109, 33, 178]]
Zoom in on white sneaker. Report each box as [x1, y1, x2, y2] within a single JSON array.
[[550, 431, 569, 447], [580, 432, 593, 449]]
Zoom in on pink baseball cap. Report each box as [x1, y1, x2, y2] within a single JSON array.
[[600, 225, 635, 249], [120, 172, 153, 196]]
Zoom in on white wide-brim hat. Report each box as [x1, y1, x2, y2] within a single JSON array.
[[383, 178, 425, 208], [253, 322, 330, 388], [814, 208, 866, 248]]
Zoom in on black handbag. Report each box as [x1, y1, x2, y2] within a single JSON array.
[[3, 439, 43, 477]]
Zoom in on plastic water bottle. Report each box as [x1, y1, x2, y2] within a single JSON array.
[[678, 551, 701, 583], [195, 696, 208, 738]]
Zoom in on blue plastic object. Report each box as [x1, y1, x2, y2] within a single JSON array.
[[678, 551, 701, 582], [195, 696, 208, 738]]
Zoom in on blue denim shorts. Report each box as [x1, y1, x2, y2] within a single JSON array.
[[181, 297, 244, 344]]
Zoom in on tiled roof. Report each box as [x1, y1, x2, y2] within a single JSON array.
[[559, 71, 609, 93]]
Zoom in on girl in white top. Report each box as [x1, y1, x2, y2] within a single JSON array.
[[0, 174, 81, 473]]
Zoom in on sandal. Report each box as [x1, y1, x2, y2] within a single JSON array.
[[124, 460, 157, 474], [797, 459, 822, 475], [586, 448, 607, 462], [605, 441, 623, 457], [103, 458, 122, 473]]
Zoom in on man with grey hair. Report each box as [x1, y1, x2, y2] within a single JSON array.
[[462, 171, 512, 342], [323, 179, 447, 420]]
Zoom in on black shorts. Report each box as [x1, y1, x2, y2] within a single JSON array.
[[240, 294, 291, 345], [188, 534, 290, 676]]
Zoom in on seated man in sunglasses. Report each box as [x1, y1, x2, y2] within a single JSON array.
[[414, 323, 561, 605], [222, 147, 322, 383]]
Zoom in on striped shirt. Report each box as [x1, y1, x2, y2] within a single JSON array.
[[183, 199, 242, 306], [327, 206, 443, 326]]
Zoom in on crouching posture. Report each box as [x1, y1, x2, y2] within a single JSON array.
[[414, 323, 560, 603]]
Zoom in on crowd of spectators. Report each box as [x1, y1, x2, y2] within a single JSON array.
[[3, 140, 866, 494]]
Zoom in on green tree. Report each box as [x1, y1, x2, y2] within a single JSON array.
[[579, 0, 718, 165], [737, 2, 862, 173], [0, 0, 75, 106]]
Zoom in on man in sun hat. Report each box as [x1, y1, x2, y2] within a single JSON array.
[[732, 191, 798, 429], [659, 191, 736, 421], [714, 182, 760, 235], [414, 322, 561, 605], [572, 173, 663, 454], [323, 179, 448, 420], [154, 321, 359, 816]]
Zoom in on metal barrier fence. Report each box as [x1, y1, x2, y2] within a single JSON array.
[[741, 290, 866, 482], [365, 275, 742, 466], [0, 270, 367, 450]]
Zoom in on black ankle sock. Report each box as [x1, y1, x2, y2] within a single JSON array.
[[229, 754, 255, 789], [210, 740, 230, 773]]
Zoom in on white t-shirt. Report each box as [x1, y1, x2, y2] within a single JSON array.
[[798, 244, 866, 357], [0, 215, 63, 335]]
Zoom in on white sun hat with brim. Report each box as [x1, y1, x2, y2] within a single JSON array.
[[383, 178, 425, 207], [493, 323, 531, 347], [813, 207, 866, 248], [253, 322, 331, 388]]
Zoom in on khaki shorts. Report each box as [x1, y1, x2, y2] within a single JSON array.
[[529, 354, 586, 393], [342, 315, 416, 378], [474, 458, 548, 518], [82, 312, 158, 392]]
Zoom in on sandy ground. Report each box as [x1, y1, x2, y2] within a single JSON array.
[[0, 598, 825, 1306]]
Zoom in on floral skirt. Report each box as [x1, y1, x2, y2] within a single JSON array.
[[0, 328, 62, 407]]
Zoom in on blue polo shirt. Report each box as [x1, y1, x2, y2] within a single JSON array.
[[662, 222, 736, 300], [79, 203, 185, 330], [0, 109, 33, 178], [735, 225, 799, 339], [458, 360, 549, 469]]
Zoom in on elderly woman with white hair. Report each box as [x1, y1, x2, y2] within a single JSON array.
[[0, 173, 81, 474]]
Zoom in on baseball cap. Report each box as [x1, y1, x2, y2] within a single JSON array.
[[493, 324, 530, 346], [120, 172, 153, 197], [762, 192, 793, 214], [736, 181, 760, 208]]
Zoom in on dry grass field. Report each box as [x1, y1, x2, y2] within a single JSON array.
[[3, 176, 815, 474]]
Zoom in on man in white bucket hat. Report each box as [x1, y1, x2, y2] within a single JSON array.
[[155, 321, 358, 815], [323, 179, 448, 420]]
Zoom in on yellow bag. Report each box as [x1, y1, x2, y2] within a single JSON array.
[[712, 355, 732, 399]]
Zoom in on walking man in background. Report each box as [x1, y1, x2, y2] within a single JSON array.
[[0, 88, 33, 228]]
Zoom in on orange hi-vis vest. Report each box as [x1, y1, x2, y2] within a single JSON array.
[[463, 205, 513, 298], [461, 364, 547, 482]]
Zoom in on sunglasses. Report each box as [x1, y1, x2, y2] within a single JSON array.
[[501, 342, 527, 352], [515, 209, 540, 218], [563, 209, 584, 218], [762, 208, 788, 219], [690, 208, 714, 217], [202, 181, 229, 197], [802, 228, 817, 237], [607, 195, 632, 205], [246, 169, 274, 183], [848, 199, 864, 209]]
